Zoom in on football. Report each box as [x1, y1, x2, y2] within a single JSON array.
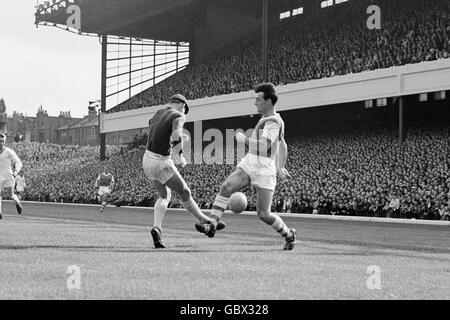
[[228, 192, 247, 213]]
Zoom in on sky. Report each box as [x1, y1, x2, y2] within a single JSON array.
[[0, 0, 100, 118]]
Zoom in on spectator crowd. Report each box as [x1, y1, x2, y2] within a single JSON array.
[[12, 119, 450, 221], [12, 142, 121, 204], [108, 0, 450, 113]]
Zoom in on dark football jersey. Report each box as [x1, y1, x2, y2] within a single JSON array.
[[147, 107, 183, 156]]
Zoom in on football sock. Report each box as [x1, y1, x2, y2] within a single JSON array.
[[12, 194, 21, 205], [270, 215, 292, 239], [154, 197, 169, 230], [181, 197, 210, 223], [210, 195, 229, 224]]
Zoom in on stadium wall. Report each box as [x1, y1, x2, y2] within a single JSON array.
[[100, 59, 450, 134]]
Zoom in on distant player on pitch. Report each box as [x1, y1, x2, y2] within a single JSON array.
[[95, 167, 115, 212], [0, 133, 23, 219], [143, 94, 222, 248], [196, 83, 297, 250]]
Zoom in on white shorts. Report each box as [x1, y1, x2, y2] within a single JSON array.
[[0, 178, 14, 190], [16, 186, 25, 193], [237, 154, 277, 191], [98, 186, 111, 196], [142, 150, 179, 184]]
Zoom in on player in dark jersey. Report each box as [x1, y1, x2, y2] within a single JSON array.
[[95, 166, 115, 212], [143, 94, 220, 248]]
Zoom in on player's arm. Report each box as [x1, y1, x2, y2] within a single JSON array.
[[253, 121, 291, 179], [276, 138, 291, 179], [10, 150, 23, 176], [171, 116, 188, 167], [236, 121, 278, 157], [94, 175, 100, 189], [110, 176, 115, 190], [237, 134, 273, 153], [277, 137, 288, 168], [171, 116, 187, 145]]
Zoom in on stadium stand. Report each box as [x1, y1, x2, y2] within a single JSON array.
[[14, 110, 450, 221], [107, 0, 450, 113]]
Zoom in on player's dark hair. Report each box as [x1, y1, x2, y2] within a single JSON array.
[[255, 83, 278, 106]]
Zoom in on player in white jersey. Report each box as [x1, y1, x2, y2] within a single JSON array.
[[94, 168, 115, 212], [14, 172, 26, 200], [196, 83, 297, 250], [0, 133, 23, 219]]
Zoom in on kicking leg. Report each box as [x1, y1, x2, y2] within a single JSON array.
[[165, 172, 211, 224], [196, 168, 250, 236], [256, 187, 296, 250], [210, 168, 250, 222]]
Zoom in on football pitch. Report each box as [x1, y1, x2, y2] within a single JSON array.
[[0, 201, 449, 300]]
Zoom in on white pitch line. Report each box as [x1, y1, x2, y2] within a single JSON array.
[[5, 200, 450, 226]]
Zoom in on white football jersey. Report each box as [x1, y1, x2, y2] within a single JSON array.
[[248, 113, 285, 160], [15, 175, 26, 189], [0, 147, 22, 180]]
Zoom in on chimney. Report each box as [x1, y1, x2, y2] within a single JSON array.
[[88, 106, 97, 119]]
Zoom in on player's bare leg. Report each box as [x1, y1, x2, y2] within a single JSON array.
[[165, 172, 217, 237], [100, 193, 109, 212], [212, 168, 249, 221], [99, 194, 104, 212], [98, 194, 102, 212], [6, 187, 22, 214], [165, 172, 211, 223], [150, 180, 172, 248], [196, 168, 250, 236], [256, 187, 296, 250]]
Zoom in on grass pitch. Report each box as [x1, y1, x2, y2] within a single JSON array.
[[0, 201, 449, 299]]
